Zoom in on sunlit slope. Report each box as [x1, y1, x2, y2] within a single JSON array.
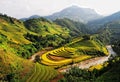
[[24, 18, 70, 37], [0, 14, 58, 82], [0, 15, 32, 44]]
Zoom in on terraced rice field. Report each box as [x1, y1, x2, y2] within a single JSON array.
[[40, 38, 108, 68], [27, 63, 58, 82], [41, 47, 92, 68]]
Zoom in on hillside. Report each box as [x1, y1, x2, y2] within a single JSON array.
[[0, 14, 31, 44], [113, 40, 120, 55], [95, 20, 120, 44], [88, 11, 120, 25], [0, 14, 69, 81], [0, 34, 58, 81], [45, 6, 102, 23], [24, 17, 70, 37], [54, 18, 89, 36], [88, 11, 120, 31]]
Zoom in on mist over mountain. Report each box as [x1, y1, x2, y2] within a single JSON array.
[[21, 6, 102, 23], [45, 6, 103, 23], [88, 11, 120, 26]]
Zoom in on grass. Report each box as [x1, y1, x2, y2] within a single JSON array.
[[68, 39, 95, 48]]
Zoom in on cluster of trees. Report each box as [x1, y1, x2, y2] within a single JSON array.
[[24, 17, 51, 33], [113, 40, 120, 55], [0, 13, 22, 24], [95, 21, 120, 45], [25, 33, 71, 48], [17, 44, 37, 59], [59, 67, 103, 82]]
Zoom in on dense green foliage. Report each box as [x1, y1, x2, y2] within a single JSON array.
[[25, 32, 71, 49], [95, 20, 120, 44], [96, 57, 120, 82], [24, 17, 51, 33], [88, 11, 120, 31], [59, 66, 108, 82], [0, 14, 22, 24], [113, 40, 120, 55]]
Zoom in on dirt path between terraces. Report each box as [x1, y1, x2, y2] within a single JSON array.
[[29, 47, 53, 62]]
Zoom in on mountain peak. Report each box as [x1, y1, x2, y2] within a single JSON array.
[[45, 6, 102, 23], [69, 5, 80, 8]]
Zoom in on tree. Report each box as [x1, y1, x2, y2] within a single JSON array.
[[34, 55, 40, 63], [83, 35, 91, 40]]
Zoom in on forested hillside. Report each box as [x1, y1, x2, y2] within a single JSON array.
[[54, 18, 89, 36], [95, 20, 120, 44]]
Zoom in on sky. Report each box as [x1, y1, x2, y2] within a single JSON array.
[[0, 0, 120, 18]]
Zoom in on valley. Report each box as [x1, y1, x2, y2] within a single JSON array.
[[0, 4, 120, 82]]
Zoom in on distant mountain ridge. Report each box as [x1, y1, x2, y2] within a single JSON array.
[[88, 11, 120, 26], [87, 11, 120, 34], [20, 6, 102, 23], [95, 20, 120, 44], [45, 6, 102, 23]]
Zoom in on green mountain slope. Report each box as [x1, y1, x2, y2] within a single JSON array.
[[96, 20, 120, 44], [0, 14, 31, 44], [24, 17, 70, 37], [0, 14, 61, 81], [54, 18, 89, 36]]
